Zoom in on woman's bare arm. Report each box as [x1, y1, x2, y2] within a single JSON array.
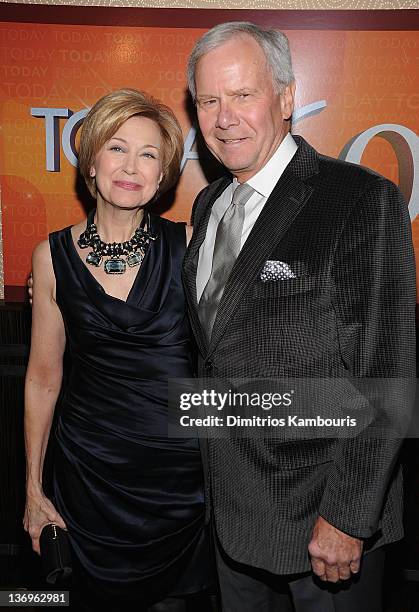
[[23, 240, 67, 554]]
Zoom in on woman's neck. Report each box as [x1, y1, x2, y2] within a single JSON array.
[[94, 204, 145, 243]]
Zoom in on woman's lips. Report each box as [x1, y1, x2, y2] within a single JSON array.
[[113, 181, 142, 191]]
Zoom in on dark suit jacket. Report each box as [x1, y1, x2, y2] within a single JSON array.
[[182, 136, 416, 575]]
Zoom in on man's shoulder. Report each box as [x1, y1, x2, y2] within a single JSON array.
[[294, 137, 405, 222], [313, 150, 401, 213], [317, 155, 408, 235], [317, 151, 386, 187], [295, 135, 394, 195]]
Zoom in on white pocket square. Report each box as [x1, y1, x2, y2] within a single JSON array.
[[260, 260, 297, 282]]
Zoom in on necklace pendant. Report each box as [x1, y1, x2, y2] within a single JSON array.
[[126, 252, 143, 268], [86, 251, 102, 267], [104, 258, 126, 275]]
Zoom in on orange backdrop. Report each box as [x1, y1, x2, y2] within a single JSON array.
[[0, 19, 418, 298]]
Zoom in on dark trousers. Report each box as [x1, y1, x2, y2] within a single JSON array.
[[215, 537, 385, 612]]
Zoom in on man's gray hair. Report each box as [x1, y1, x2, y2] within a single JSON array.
[[187, 22, 294, 102]]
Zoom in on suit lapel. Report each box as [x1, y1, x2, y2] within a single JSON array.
[[183, 176, 231, 355], [208, 168, 314, 354]]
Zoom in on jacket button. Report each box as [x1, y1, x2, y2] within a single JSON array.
[[205, 360, 213, 375]]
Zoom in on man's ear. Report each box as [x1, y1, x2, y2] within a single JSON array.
[[280, 82, 296, 121]]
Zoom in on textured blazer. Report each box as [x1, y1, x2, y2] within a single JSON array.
[[182, 136, 416, 575]]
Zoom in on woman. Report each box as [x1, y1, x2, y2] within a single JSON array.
[[24, 89, 212, 611]]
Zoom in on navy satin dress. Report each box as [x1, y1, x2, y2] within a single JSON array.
[[48, 214, 211, 608]]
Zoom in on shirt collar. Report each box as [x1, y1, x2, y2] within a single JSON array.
[[239, 133, 297, 199]]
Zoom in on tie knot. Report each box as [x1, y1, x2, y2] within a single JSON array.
[[232, 182, 254, 207]]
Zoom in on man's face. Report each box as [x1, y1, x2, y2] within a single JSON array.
[[195, 35, 295, 182]]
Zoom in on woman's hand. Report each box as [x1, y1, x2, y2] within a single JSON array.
[[23, 490, 67, 555]]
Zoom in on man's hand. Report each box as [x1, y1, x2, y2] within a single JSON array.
[[308, 516, 363, 583], [27, 272, 33, 305]]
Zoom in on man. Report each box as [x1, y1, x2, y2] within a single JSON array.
[[182, 22, 416, 611]]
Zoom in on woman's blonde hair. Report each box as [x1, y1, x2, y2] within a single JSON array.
[[78, 89, 183, 198]]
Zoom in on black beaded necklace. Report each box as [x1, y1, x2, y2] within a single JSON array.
[[77, 209, 158, 275]]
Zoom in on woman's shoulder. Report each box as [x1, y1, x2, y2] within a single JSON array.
[[48, 224, 71, 241], [48, 220, 85, 247], [151, 214, 184, 236], [153, 214, 184, 228], [32, 239, 55, 289], [69, 220, 87, 242], [32, 239, 51, 265], [153, 215, 192, 246]]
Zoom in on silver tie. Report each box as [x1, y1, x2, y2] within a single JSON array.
[[198, 182, 255, 341]]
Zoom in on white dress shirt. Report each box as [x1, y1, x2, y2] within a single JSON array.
[[196, 133, 298, 301]]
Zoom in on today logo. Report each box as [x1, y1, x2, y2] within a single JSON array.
[[30, 102, 419, 220]]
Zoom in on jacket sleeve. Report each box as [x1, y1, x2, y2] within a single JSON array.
[[318, 177, 416, 538]]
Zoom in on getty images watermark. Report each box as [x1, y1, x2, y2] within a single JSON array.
[[167, 378, 416, 439], [178, 388, 357, 429]]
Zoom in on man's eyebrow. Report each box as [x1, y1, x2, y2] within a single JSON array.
[[197, 87, 255, 99]]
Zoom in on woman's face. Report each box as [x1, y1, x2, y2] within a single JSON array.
[[90, 116, 163, 210]]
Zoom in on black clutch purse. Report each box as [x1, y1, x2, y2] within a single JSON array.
[[39, 523, 72, 584]]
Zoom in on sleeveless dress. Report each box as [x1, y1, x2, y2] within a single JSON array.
[[48, 214, 211, 609]]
